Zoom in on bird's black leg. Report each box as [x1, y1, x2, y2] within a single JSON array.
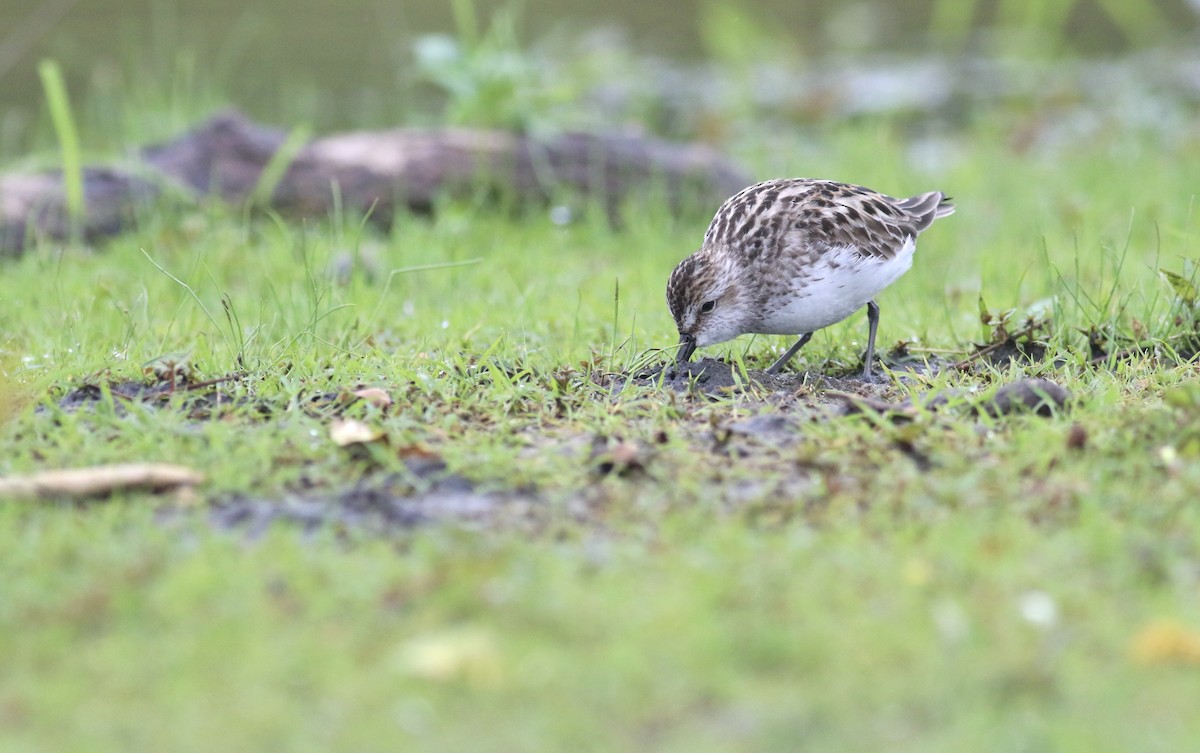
[[765, 332, 813, 375], [862, 300, 880, 379]]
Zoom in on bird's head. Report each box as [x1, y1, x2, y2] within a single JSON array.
[[666, 252, 752, 364]]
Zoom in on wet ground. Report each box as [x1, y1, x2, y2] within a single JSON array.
[[630, 324, 1065, 409], [188, 462, 544, 539], [49, 328, 1087, 537]]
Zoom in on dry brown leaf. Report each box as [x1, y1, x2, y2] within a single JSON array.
[[396, 444, 443, 462], [330, 418, 385, 447], [352, 387, 393, 408]]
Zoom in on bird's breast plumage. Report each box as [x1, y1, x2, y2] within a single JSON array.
[[749, 237, 916, 335]]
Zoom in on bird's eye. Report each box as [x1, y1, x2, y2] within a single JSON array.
[[700, 300, 716, 314]]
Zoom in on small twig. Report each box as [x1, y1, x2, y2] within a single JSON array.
[[176, 374, 242, 391], [0, 463, 203, 500]]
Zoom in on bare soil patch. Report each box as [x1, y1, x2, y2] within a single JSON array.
[[51, 346, 1075, 536]]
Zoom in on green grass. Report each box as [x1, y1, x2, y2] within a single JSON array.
[[3, 90, 1200, 753]]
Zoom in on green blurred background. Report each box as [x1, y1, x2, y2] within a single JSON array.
[[2, 0, 1197, 141]]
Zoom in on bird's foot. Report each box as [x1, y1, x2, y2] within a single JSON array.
[[858, 366, 888, 384]]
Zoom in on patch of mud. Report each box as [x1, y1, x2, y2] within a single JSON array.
[[163, 456, 541, 537], [62, 345, 1070, 539], [633, 357, 895, 397], [636, 357, 741, 393], [53, 375, 258, 418], [204, 481, 538, 537], [50, 374, 351, 420], [142, 366, 1073, 538], [983, 378, 1072, 417], [970, 337, 1049, 368], [723, 413, 802, 443], [631, 353, 1072, 421]]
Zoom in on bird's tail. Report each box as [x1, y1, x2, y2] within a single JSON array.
[[897, 191, 954, 232]]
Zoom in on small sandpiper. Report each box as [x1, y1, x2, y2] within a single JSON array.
[[667, 178, 954, 378]]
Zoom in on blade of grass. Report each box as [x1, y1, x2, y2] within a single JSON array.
[[38, 59, 84, 241], [250, 125, 312, 209], [141, 248, 234, 359], [369, 258, 484, 327], [609, 277, 620, 371]]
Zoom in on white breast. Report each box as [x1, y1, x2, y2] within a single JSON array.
[[754, 238, 916, 335]]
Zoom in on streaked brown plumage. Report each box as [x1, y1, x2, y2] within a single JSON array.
[[668, 178, 954, 377]]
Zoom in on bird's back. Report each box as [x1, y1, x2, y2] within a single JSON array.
[[701, 178, 953, 263]]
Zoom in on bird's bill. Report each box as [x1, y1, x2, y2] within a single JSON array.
[[676, 333, 697, 365]]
